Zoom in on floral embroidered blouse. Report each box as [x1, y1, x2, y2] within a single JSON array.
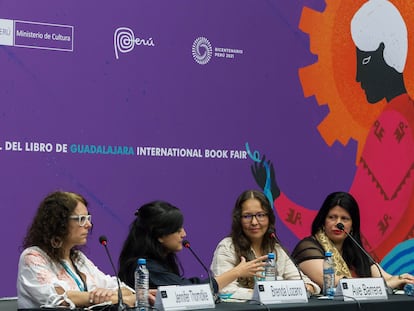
[[17, 246, 130, 309]]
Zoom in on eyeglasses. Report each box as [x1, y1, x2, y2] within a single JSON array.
[[69, 214, 92, 227], [241, 212, 268, 223]]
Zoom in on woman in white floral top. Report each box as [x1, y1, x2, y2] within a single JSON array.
[[17, 191, 140, 309]]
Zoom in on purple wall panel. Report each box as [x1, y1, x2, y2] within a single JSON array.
[[0, 0, 355, 297]]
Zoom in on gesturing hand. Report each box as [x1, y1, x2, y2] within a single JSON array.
[[235, 255, 268, 278]]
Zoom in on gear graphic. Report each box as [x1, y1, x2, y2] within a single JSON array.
[[299, 0, 414, 161], [299, 0, 382, 162], [298, 0, 414, 260]]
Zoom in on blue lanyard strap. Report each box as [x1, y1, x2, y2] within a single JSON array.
[[61, 261, 86, 292]]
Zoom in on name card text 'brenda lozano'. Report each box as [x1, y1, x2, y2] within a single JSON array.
[[253, 280, 308, 304], [270, 284, 305, 297]]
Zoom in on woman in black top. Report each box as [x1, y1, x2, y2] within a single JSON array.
[[118, 200, 266, 292], [291, 191, 414, 290]]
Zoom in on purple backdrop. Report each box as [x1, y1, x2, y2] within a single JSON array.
[[0, 0, 356, 297]]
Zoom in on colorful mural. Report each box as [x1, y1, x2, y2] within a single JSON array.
[[250, 0, 414, 272]]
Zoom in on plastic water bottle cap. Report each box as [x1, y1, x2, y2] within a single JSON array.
[[325, 251, 332, 257], [137, 258, 146, 265], [267, 253, 275, 259]]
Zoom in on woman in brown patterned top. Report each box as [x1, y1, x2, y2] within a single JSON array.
[[291, 191, 414, 291]]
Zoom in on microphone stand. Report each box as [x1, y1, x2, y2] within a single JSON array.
[[336, 223, 393, 295], [99, 236, 127, 311], [182, 240, 220, 304]]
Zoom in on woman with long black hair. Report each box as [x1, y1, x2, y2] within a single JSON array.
[[292, 191, 414, 290], [118, 200, 266, 293]]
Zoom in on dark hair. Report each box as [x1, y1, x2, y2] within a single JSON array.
[[118, 200, 184, 287], [230, 190, 276, 288], [312, 191, 371, 277], [22, 191, 88, 263]]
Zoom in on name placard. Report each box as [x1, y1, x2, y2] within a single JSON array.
[[335, 278, 388, 301], [154, 284, 215, 311], [252, 280, 308, 304]]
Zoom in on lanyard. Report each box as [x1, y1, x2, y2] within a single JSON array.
[[61, 261, 86, 292]]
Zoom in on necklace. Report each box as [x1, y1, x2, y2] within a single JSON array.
[[61, 260, 87, 291]]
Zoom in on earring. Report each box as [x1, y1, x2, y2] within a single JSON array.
[[51, 237, 62, 249]]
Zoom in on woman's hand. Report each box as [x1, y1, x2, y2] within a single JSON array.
[[149, 289, 157, 306], [305, 283, 316, 295], [122, 293, 137, 308], [88, 288, 117, 305], [234, 255, 267, 278], [118, 288, 157, 307], [215, 254, 268, 291], [388, 273, 414, 289]]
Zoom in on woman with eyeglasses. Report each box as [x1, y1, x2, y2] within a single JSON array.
[[118, 200, 267, 294], [17, 191, 139, 309], [210, 190, 320, 300]]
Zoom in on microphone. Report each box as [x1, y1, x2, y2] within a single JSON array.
[[99, 235, 126, 311], [335, 223, 392, 295], [182, 240, 219, 303], [268, 230, 308, 289]]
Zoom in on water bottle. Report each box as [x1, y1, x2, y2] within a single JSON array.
[[135, 258, 149, 311], [404, 283, 414, 296], [264, 253, 277, 281], [323, 251, 335, 297]]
